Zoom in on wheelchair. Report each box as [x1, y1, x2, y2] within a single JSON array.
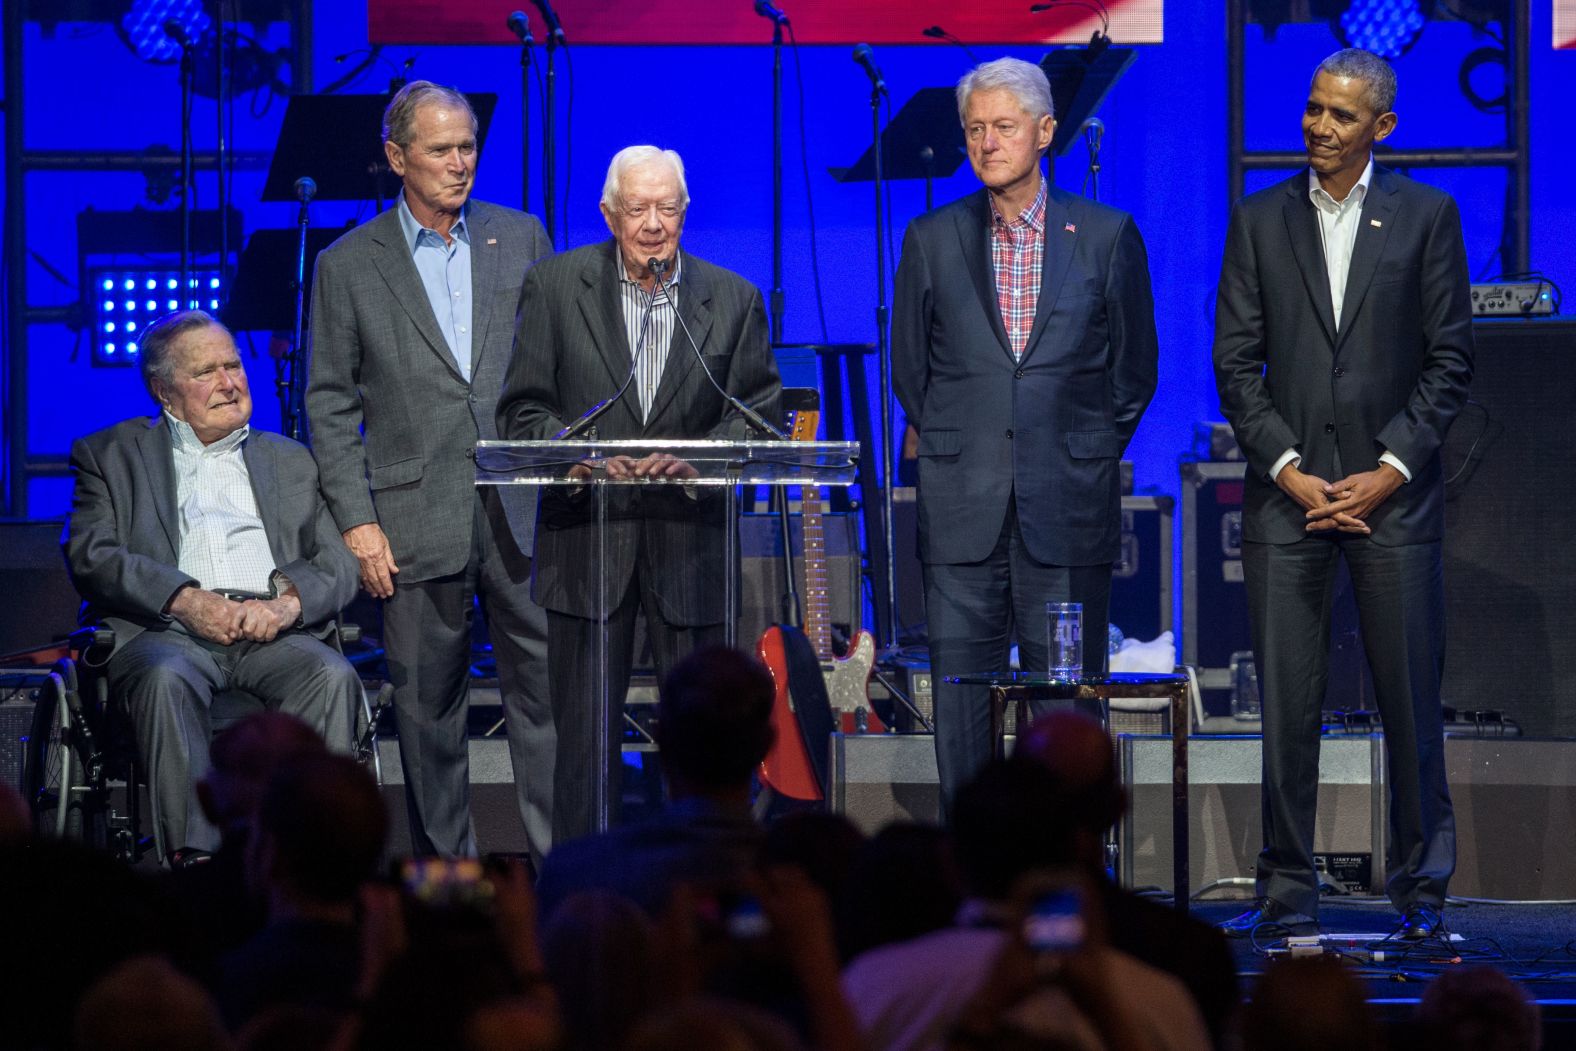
[[21, 622, 390, 863]]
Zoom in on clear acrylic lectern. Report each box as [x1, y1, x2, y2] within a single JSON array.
[[476, 438, 859, 832]]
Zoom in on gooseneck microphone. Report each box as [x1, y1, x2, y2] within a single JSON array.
[[852, 43, 887, 96], [555, 267, 660, 440], [530, 0, 566, 43], [652, 258, 785, 439], [507, 10, 533, 43]]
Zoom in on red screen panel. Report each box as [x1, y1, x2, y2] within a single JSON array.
[[368, 0, 1163, 47]]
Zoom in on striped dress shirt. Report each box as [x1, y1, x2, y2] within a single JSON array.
[[166, 413, 277, 593], [989, 177, 1048, 359], [618, 253, 681, 421]]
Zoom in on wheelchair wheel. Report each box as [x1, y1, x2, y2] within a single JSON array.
[[22, 670, 107, 848]]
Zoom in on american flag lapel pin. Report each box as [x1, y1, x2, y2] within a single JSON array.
[[1369, 219, 1382, 228], [1064, 222, 1077, 233], [487, 237, 498, 244]]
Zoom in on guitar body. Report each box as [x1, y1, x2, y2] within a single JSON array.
[[823, 629, 882, 734], [757, 625, 828, 801]]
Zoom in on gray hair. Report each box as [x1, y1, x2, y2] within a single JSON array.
[[138, 309, 228, 399], [956, 57, 1055, 126], [381, 80, 478, 146], [600, 146, 691, 213], [1315, 48, 1397, 114]]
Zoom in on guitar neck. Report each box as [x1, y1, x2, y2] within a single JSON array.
[[800, 484, 834, 661]]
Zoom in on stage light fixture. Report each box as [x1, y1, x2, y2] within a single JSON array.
[[1336, 0, 1426, 60], [119, 0, 211, 64], [88, 267, 222, 367]]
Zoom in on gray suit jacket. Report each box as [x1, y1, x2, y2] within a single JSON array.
[[1213, 167, 1475, 546], [893, 185, 1159, 567], [306, 199, 553, 581], [62, 416, 359, 652], [496, 241, 782, 623]]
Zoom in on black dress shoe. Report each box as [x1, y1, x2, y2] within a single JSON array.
[[1219, 900, 1318, 939], [168, 847, 213, 870], [1399, 903, 1444, 941]]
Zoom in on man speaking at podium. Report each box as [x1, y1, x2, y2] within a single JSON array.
[[893, 58, 1159, 814], [498, 146, 781, 843]]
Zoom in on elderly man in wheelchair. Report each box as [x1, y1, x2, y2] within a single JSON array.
[[61, 309, 362, 865]]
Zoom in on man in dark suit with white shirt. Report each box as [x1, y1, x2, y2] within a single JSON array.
[[497, 145, 781, 843], [892, 57, 1159, 814], [1212, 49, 1473, 940], [64, 310, 359, 863], [308, 82, 556, 862]]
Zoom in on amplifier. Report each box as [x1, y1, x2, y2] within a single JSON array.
[[1469, 281, 1557, 317], [1180, 461, 1368, 724]]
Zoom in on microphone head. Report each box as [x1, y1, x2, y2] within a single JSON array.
[[294, 176, 317, 202], [647, 257, 669, 275], [507, 10, 530, 38], [922, 26, 945, 38], [852, 42, 873, 63], [163, 18, 189, 45]]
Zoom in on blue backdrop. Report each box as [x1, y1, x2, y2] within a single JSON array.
[[8, 5, 1574, 635]]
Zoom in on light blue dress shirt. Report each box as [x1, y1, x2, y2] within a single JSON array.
[[397, 194, 473, 383]]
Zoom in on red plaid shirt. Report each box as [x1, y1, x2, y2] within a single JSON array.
[[989, 177, 1048, 359]]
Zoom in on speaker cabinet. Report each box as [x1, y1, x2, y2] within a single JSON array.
[[0, 520, 80, 656], [376, 738, 529, 858], [1121, 734, 1576, 901], [1442, 320, 1576, 737], [738, 512, 862, 646], [828, 732, 941, 833], [1120, 735, 1379, 895]]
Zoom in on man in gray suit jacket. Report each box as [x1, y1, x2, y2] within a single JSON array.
[[1213, 49, 1473, 940], [64, 310, 359, 863], [893, 58, 1158, 814], [497, 146, 781, 843], [307, 82, 554, 860]]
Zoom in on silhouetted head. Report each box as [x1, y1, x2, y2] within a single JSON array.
[[656, 647, 776, 798]]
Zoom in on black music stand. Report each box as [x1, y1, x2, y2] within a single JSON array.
[[261, 92, 499, 205], [830, 87, 966, 211], [220, 227, 348, 332], [1041, 42, 1136, 157]]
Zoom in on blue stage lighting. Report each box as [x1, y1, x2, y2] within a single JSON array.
[[1338, 0, 1425, 60], [119, 0, 211, 64], [89, 266, 221, 366]]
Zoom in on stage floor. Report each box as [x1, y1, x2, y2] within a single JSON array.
[[1191, 898, 1576, 1042]]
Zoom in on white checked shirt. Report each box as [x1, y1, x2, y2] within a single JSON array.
[[618, 254, 680, 421], [166, 413, 277, 593]]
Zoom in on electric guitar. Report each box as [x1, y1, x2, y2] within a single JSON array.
[[757, 404, 881, 803]]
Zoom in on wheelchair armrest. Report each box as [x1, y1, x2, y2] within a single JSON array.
[[66, 625, 117, 666], [338, 622, 362, 646]]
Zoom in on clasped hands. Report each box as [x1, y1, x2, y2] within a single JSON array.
[[168, 586, 301, 646], [566, 453, 698, 482], [1279, 462, 1405, 535]]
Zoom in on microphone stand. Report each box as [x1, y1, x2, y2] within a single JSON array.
[[175, 30, 195, 304], [516, 21, 535, 214], [1083, 120, 1103, 201], [285, 178, 315, 442], [543, 35, 560, 248], [867, 81, 897, 651], [769, 16, 785, 344]]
